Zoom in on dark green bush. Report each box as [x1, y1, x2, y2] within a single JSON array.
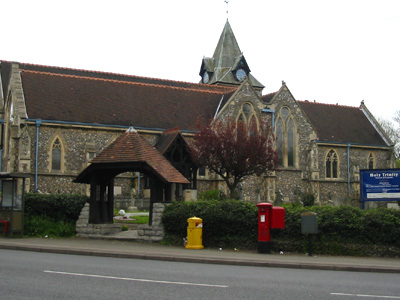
[[301, 193, 315, 207], [162, 201, 400, 256], [162, 199, 258, 249], [25, 193, 88, 221], [197, 190, 226, 201], [24, 215, 76, 237], [24, 193, 88, 237]]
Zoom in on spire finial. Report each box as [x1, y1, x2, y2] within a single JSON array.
[[225, 0, 229, 17]]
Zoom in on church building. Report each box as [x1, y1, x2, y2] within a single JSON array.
[[0, 20, 396, 208]]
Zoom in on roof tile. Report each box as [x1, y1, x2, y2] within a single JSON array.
[[298, 101, 386, 145]]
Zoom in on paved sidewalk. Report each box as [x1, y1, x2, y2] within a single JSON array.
[[0, 236, 399, 273]]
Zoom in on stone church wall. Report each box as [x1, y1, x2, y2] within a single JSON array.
[[23, 124, 140, 194], [275, 170, 307, 203], [11, 99, 393, 207], [267, 88, 318, 203]]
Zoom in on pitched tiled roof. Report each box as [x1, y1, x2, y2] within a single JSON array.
[[75, 128, 189, 184], [298, 101, 387, 146], [1, 60, 233, 93], [261, 92, 277, 104], [154, 127, 182, 155], [17, 66, 236, 131]]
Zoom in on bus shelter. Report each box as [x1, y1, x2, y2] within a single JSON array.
[[0, 172, 29, 236]]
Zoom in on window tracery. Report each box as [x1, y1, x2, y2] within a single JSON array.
[[326, 149, 338, 178], [368, 153, 374, 169], [51, 137, 64, 172], [236, 103, 258, 130], [275, 107, 296, 167]]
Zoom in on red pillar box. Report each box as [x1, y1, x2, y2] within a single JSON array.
[[256, 203, 285, 254]]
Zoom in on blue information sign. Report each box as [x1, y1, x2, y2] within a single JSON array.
[[360, 169, 400, 209]]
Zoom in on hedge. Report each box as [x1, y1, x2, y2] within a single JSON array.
[[162, 199, 258, 249], [23, 193, 88, 238], [162, 200, 400, 256], [25, 193, 88, 221]]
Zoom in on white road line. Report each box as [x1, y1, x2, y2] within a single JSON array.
[[44, 270, 228, 288], [331, 292, 400, 299]]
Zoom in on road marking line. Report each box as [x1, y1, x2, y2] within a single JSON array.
[[331, 292, 400, 299], [44, 270, 228, 288]]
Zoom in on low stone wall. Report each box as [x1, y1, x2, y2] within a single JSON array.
[[76, 203, 122, 238], [75, 202, 168, 241], [135, 198, 150, 210]]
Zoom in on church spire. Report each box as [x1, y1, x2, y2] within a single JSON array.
[[199, 20, 264, 91], [212, 20, 242, 68]]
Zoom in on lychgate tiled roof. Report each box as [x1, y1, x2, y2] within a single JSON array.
[[76, 128, 189, 184], [154, 127, 182, 155], [298, 101, 387, 146], [17, 67, 236, 131]]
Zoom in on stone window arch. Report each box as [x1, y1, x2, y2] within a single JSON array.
[[326, 149, 339, 179], [236, 102, 258, 130], [368, 153, 375, 169], [275, 107, 297, 167], [49, 136, 65, 172]]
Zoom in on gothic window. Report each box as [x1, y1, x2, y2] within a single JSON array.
[[51, 137, 63, 172], [276, 118, 284, 165], [287, 118, 294, 166], [237, 103, 258, 131], [275, 107, 296, 167], [249, 116, 258, 136], [326, 150, 338, 178], [368, 153, 374, 169], [243, 103, 252, 119]]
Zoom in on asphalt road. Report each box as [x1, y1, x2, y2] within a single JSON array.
[[1, 249, 399, 300]]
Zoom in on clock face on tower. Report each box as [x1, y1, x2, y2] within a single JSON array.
[[202, 72, 209, 84], [235, 68, 247, 81]]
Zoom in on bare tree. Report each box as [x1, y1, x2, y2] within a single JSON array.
[[378, 110, 400, 159]]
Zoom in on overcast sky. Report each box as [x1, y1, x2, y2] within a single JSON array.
[[2, 0, 399, 121]]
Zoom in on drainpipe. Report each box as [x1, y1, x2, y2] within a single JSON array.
[[347, 143, 351, 194], [35, 120, 42, 192], [261, 108, 275, 127]]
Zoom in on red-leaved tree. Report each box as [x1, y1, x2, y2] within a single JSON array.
[[189, 117, 278, 199]]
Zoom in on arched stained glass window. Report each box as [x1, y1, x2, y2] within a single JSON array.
[[281, 107, 289, 121], [243, 103, 252, 119], [368, 153, 374, 169], [249, 116, 258, 136], [275, 107, 296, 167], [326, 150, 338, 178], [236, 103, 259, 136], [287, 118, 294, 167], [276, 118, 283, 165], [52, 138, 62, 171]]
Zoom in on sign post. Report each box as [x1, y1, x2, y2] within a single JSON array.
[[360, 169, 400, 209]]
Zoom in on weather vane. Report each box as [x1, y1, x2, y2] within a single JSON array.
[[225, 0, 229, 16]]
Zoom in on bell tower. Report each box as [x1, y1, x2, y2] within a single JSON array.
[[199, 20, 264, 93]]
